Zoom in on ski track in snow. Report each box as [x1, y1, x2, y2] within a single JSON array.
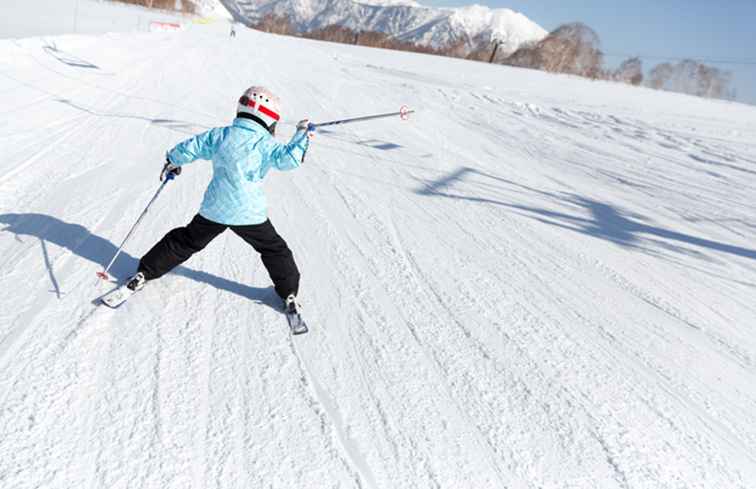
[[1, 12, 756, 489]]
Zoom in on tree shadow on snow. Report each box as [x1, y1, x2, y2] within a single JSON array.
[[415, 165, 756, 265], [43, 41, 100, 70], [54, 98, 208, 135], [0, 213, 281, 309]]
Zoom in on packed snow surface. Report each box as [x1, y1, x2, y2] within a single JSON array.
[[2, 13, 756, 489]]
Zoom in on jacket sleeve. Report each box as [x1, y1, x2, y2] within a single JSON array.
[[167, 128, 224, 166], [263, 129, 309, 172]]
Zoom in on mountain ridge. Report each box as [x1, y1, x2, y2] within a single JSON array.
[[219, 0, 546, 55]]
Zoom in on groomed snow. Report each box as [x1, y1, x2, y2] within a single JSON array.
[[1, 9, 756, 489]]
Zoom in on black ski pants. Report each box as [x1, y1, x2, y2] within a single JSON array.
[[138, 214, 300, 300]]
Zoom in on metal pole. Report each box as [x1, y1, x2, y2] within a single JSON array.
[[310, 106, 414, 130], [489, 40, 502, 63], [301, 107, 413, 163], [96, 176, 173, 282]]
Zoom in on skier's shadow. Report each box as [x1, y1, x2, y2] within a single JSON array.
[[0, 213, 281, 310]]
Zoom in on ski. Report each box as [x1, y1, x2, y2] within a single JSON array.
[[286, 310, 309, 335], [99, 282, 137, 308], [284, 305, 309, 335], [98, 273, 145, 308], [284, 296, 308, 335]]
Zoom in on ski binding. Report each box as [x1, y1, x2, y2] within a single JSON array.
[[99, 283, 136, 308]]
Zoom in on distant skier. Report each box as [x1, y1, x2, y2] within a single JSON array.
[[125, 86, 311, 318], [230, 24, 236, 38]]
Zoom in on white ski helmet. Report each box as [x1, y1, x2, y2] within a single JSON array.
[[237, 86, 281, 131]]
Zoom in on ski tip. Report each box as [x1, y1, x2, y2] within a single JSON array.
[[99, 294, 128, 308], [292, 325, 309, 335]]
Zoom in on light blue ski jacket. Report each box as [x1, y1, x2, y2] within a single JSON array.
[[167, 117, 309, 225]]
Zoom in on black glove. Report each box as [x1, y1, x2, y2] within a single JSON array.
[[160, 158, 182, 181], [296, 119, 315, 143]]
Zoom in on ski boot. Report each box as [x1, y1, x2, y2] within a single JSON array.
[[126, 272, 146, 291], [100, 272, 146, 308], [284, 294, 308, 335]]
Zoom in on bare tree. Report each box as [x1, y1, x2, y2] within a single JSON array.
[[647, 59, 734, 100], [466, 44, 494, 62], [251, 14, 297, 35], [501, 40, 542, 69], [544, 23, 604, 77], [647, 62, 673, 89], [111, 0, 197, 13], [613, 56, 643, 85], [178, 1, 197, 14], [301, 24, 446, 56], [303, 25, 356, 43], [693, 62, 734, 99], [503, 23, 604, 79], [355, 30, 392, 48]]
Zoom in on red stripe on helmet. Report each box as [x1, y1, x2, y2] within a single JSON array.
[[239, 95, 280, 121], [256, 103, 280, 121]]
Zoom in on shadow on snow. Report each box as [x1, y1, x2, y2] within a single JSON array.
[[416, 166, 756, 263], [0, 213, 280, 309], [43, 41, 100, 70], [55, 98, 208, 135]]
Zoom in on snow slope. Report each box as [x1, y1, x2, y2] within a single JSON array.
[[1, 16, 756, 489]]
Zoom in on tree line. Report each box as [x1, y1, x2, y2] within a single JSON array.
[[112, 0, 199, 14], [494, 23, 735, 100], [112, 1, 736, 102]]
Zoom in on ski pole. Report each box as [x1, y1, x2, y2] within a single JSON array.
[[96, 173, 174, 282], [301, 106, 413, 163], [307, 105, 414, 131]]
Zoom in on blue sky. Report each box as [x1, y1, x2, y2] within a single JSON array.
[[425, 0, 756, 105]]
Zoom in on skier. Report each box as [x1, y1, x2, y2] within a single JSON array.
[[124, 86, 311, 325]]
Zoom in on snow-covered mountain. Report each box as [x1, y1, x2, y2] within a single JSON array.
[[220, 0, 546, 54], [356, 0, 420, 6]]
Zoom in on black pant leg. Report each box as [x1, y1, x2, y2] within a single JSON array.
[[230, 219, 300, 300], [138, 214, 227, 280]]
